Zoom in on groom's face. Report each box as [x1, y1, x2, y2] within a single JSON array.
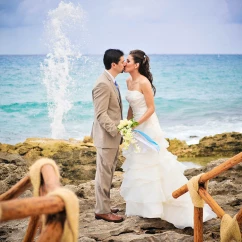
[[114, 56, 126, 74]]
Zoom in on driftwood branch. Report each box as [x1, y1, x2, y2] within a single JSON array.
[[0, 160, 70, 242], [36, 213, 65, 242], [172, 152, 242, 199], [0, 176, 31, 201], [194, 207, 203, 242], [198, 187, 225, 219], [236, 207, 242, 224], [0, 195, 65, 222], [23, 215, 40, 242]]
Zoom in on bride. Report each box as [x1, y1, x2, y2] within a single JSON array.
[[120, 49, 216, 228]]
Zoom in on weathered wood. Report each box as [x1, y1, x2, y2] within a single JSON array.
[[40, 164, 61, 196], [0, 176, 31, 201], [198, 187, 225, 219], [36, 220, 63, 242], [23, 215, 40, 242], [36, 212, 65, 242], [199, 152, 242, 183], [172, 152, 242, 199], [236, 207, 242, 224], [0, 196, 65, 222], [194, 207, 203, 242]]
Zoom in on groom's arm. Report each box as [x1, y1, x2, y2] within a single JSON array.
[[92, 83, 119, 137]]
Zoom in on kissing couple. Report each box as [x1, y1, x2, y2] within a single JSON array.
[[91, 49, 216, 227]]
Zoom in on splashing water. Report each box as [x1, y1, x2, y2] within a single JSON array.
[[41, 1, 86, 139]]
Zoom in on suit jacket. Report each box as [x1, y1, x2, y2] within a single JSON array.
[[91, 71, 123, 148]]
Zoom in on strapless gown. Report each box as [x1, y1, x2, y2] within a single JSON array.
[[120, 90, 216, 229]]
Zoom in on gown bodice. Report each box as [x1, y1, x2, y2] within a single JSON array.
[[126, 90, 164, 143], [126, 90, 148, 120]]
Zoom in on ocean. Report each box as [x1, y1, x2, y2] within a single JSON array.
[[0, 54, 242, 145]]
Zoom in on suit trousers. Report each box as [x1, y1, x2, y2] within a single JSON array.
[[95, 147, 119, 214]]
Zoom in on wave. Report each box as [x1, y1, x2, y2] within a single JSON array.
[[0, 102, 48, 112]]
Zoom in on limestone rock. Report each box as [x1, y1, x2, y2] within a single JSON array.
[[1, 156, 242, 241], [0, 152, 28, 194], [168, 132, 242, 158], [0, 137, 123, 185]]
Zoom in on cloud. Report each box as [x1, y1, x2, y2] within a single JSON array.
[[226, 0, 242, 23], [0, 0, 22, 27], [109, 0, 230, 24], [0, 0, 242, 54], [0, 0, 19, 12], [0, 0, 61, 27]]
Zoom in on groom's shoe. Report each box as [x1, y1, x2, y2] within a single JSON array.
[[111, 208, 120, 213], [95, 213, 123, 223]]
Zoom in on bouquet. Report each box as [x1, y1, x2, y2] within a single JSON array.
[[117, 118, 140, 152]]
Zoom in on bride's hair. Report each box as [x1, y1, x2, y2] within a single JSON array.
[[129, 49, 156, 95]]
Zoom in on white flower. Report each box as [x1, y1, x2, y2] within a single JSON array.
[[117, 118, 140, 152]]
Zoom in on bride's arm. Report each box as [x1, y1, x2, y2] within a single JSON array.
[[126, 77, 133, 120], [136, 81, 155, 125]]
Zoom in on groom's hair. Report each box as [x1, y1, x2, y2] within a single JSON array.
[[103, 49, 124, 70]]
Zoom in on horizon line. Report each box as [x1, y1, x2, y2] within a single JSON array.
[[1, 53, 242, 56]]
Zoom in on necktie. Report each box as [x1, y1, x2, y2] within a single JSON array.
[[114, 80, 119, 90]]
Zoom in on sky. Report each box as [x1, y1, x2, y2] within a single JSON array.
[[0, 0, 242, 55]]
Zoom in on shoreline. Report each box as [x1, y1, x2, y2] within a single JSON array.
[[0, 132, 241, 168]]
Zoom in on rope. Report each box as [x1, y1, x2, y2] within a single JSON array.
[[29, 158, 60, 197], [220, 214, 241, 242], [187, 173, 208, 208], [187, 173, 241, 241], [48, 188, 79, 242], [29, 158, 79, 242]]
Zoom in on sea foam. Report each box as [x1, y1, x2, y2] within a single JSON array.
[[41, 1, 86, 139]]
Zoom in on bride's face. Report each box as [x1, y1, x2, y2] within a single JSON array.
[[124, 55, 138, 73]]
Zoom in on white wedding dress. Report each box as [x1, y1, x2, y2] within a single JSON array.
[[120, 90, 216, 228]]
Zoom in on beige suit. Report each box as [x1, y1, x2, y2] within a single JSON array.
[[91, 71, 122, 214]]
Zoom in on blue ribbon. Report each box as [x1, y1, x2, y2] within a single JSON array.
[[133, 129, 160, 151]]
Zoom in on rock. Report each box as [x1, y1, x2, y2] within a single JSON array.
[[0, 133, 241, 241], [0, 132, 241, 187], [78, 158, 242, 242], [168, 132, 242, 158], [83, 136, 93, 143], [0, 137, 123, 186], [1, 156, 242, 241], [0, 152, 28, 194], [167, 138, 189, 153]]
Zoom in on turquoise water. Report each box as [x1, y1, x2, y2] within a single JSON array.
[[0, 55, 242, 144]]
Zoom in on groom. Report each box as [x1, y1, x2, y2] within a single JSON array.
[[91, 49, 125, 223]]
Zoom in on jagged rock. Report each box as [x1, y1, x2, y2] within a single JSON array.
[[0, 137, 124, 185], [1, 133, 242, 241], [0, 152, 28, 194], [168, 132, 242, 158], [1, 156, 242, 241], [0, 132, 241, 186]]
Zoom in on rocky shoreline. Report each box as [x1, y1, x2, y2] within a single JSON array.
[[1, 132, 241, 187], [0, 132, 242, 241]]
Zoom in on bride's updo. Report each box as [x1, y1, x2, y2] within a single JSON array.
[[129, 49, 156, 95]]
